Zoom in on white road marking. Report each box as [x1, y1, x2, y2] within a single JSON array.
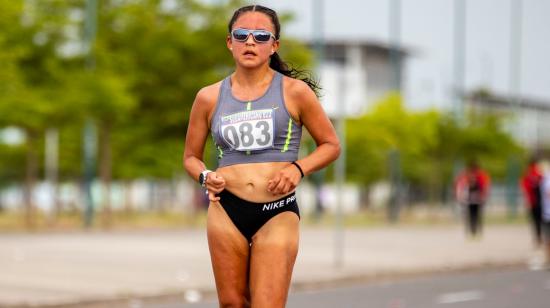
[[436, 290, 484, 304], [128, 299, 143, 308], [184, 289, 202, 303]]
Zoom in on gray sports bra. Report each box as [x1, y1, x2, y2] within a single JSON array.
[[210, 72, 302, 168]]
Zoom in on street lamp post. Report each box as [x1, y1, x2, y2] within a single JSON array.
[[83, 0, 98, 228], [334, 66, 347, 268], [453, 0, 467, 121]]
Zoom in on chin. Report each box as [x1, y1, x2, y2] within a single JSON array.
[[238, 60, 266, 69]]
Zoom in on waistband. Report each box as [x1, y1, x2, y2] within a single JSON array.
[[218, 189, 297, 207]]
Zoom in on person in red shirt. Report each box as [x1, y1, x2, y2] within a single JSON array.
[[520, 157, 543, 248], [455, 160, 491, 238]]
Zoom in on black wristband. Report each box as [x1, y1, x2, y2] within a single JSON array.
[[291, 161, 304, 178]]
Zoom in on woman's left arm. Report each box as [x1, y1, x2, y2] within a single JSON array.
[[268, 80, 340, 195]]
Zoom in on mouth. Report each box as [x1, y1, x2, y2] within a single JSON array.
[[243, 50, 257, 57]]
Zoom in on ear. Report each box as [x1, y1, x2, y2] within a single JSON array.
[[271, 39, 280, 54], [226, 35, 233, 51]]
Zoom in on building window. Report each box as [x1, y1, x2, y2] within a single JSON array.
[[324, 44, 346, 65]]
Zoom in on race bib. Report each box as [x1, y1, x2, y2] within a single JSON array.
[[220, 109, 274, 151]]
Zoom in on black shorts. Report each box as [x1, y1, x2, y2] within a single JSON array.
[[217, 190, 300, 243]]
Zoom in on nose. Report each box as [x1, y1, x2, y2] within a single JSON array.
[[245, 33, 255, 45]]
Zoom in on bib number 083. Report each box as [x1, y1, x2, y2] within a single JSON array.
[[220, 109, 275, 151]]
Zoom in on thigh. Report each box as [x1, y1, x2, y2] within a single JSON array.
[[249, 212, 300, 308], [207, 201, 251, 307]]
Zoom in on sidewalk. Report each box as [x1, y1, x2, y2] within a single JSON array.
[[0, 224, 534, 307]]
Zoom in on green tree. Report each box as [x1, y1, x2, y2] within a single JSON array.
[[0, 0, 79, 227], [0, 0, 316, 226], [346, 93, 523, 205]]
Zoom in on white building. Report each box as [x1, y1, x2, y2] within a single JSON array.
[[313, 39, 408, 118], [466, 90, 550, 151]]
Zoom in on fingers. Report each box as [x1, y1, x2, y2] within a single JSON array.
[[267, 177, 293, 195], [207, 172, 225, 186], [205, 172, 225, 202], [268, 167, 299, 195], [273, 180, 294, 195], [208, 190, 220, 202], [272, 177, 286, 194], [267, 176, 280, 192], [206, 172, 225, 191], [206, 180, 224, 191]]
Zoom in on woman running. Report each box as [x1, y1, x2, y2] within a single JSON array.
[[183, 4, 340, 307]]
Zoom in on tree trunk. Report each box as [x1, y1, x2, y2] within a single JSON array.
[[99, 121, 112, 229], [24, 130, 38, 230], [123, 180, 133, 215], [45, 128, 60, 226]]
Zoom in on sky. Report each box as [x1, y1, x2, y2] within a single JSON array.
[[252, 0, 550, 110]]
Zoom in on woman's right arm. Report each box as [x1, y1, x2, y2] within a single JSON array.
[[183, 85, 226, 201], [183, 87, 211, 180]]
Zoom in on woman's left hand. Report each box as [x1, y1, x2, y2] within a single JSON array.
[[267, 163, 302, 195]]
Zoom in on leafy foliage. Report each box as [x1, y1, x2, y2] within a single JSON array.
[[0, 0, 315, 183], [346, 93, 524, 201]]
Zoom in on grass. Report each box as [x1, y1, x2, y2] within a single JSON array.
[[300, 205, 529, 228], [0, 205, 528, 233], [0, 209, 208, 233]]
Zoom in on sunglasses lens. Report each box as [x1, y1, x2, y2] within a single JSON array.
[[232, 29, 274, 43], [253, 31, 272, 42], [232, 29, 249, 41]]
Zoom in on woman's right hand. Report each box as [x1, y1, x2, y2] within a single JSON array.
[[205, 172, 226, 202]]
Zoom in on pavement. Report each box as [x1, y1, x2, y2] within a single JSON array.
[[0, 223, 539, 307]]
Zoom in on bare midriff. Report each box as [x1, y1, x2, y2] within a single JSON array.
[[216, 161, 294, 203]]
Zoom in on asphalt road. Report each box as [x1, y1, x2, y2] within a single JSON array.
[[0, 225, 532, 307], [150, 268, 550, 308]]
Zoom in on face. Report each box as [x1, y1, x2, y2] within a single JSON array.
[[227, 12, 279, 69]]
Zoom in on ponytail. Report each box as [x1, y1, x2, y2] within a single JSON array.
[[270, 52, 321, 97]]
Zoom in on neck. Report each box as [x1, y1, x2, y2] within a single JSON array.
[[233, 65, 273, 88]]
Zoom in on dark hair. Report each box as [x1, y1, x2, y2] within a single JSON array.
[[228, 5, 321, 97]]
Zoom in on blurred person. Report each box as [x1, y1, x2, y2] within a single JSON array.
[[183, 4, 340, 307], [455, 160, 491, 239], [540, 161, 550, 268], [520, 157, 544, 248]]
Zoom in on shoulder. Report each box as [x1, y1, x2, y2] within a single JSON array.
[[282, 75, 317, 102], [281, 75, 319, 117], [191, 79, 225, 120], [195, 80, 223, 106]]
